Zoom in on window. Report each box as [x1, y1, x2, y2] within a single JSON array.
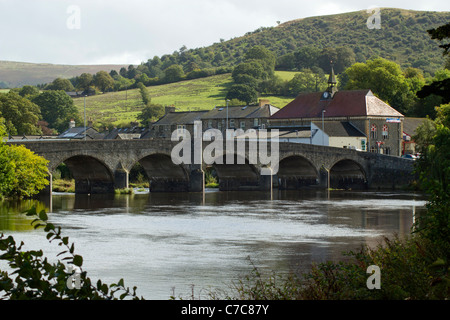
[[240, 121, 246, 129], [382, 125, 389, 139], [361, 139, 366, 151], [370, 146, 377, 153], [229, 119, 235, 128], [384, 147, 391, 155], [177, 125, 186, 134], [253, 118, 259, 127], [370, 124, 377, 139], [208, 120, 213, 129]]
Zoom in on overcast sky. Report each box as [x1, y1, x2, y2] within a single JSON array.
[[0, 0, 448, 65]]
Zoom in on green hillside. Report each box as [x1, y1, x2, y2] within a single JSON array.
[[73, 72, 297, 128], [155, 8, 449, 75]]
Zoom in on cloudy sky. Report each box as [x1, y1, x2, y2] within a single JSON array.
[[0, 0, 448, 65]]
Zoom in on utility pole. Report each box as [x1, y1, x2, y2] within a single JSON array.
[[84, 95, 87, 141], [322, 109, 326, 146]]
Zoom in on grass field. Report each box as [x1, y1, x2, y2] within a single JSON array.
[[73, 72, 296, 127]]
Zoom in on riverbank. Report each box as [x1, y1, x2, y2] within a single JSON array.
[[51, 179, 220, 194]]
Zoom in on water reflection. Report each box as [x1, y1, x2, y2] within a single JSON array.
[[0, 189, 428, 299]]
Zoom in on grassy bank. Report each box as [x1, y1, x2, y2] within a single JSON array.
[[72, 72, 296, 128], [52, 179, 75, 193]]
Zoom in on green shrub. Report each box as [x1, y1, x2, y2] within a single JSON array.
[[0, 207, 142, 300]]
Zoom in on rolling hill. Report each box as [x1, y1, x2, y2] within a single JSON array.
[[200, 8, 450, 74], [0, 61, 129, 88]]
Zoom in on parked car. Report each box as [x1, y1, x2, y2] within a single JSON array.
[[402, 154, 417, 160]]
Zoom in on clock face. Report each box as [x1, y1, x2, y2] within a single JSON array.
[[323, 92, 329, 99]]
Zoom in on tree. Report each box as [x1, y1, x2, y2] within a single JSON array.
[[233, 74, 259, 89], [18, 85, 40, 98], [294, 46, 321, 70], [244, 45, 276, 77], [414, 104, 450, 256], [113, 75, 134, 92], [32, 90, 81, 133], [93, 71, 115, 93], [4, 144, 49, 198], [232, 61, 266, 82], [0, 119, 15, 197], [137, 82, 151, 106], [343, 57, 418, 114], [318, 47, 356, 74], [416, 23, 450, 115], [226, 84, 258, 105], [0, 120, 49, 199], [427, 22, 450, 56], [163, 65, 184, 83], [0, 91, 42, 135], [137, 104, 165, 127], [287, 69, 328, 96], [46, 78, 75, 92], [77, 73, 94, 92]]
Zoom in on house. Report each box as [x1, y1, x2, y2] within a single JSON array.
[[315, 121, 367, 151], [6, 134, 56, 141], [103, 127, 147, 140], [144, 108, 208, 139], [57, 127, 104, 140], [200, 99, 279, 132], [269, 67, 404, 156]]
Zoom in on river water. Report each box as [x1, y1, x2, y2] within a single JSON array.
[[0, 189, 427, 300]]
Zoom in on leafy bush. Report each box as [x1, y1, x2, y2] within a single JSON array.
[[0, 207, 142, 300]]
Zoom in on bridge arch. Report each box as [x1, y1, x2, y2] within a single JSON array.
[[329, 159, 367, 190], [133, 153, 190, 192], [208, 152, 261, 191], [55, 155, 115, 194], [277, 154, 319, 189]]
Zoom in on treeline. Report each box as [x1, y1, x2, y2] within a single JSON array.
[[0, 88, 81, 136], [37, 63, 233, 96]]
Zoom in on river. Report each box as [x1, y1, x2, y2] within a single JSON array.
[[0, 189, 427, 300]]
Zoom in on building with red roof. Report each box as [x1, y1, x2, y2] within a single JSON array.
[[269, 67, 404, 156]]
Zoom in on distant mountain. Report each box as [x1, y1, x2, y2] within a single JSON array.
[[0, 61, 129, 88]]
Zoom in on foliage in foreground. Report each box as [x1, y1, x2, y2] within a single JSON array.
[[0, 120, 49, 199], [229, 235, 448, 300], [0, 207, 142, 300]]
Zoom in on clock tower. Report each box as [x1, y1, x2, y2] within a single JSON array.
[[321, 63, 338, 100]]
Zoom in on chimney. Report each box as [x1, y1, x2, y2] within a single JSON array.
[[69, 119, 76, 128], [87, 117, 93, 128], [259, 99, 270, 107], [165, 106, 176, 115]]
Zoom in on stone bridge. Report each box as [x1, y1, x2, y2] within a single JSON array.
[[7, 139, 416, 194]]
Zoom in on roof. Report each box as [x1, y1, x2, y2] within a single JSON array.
[[57, 127, 102, 139], [403, 117, 427, 136], [312, 121, 366, 137], [271, 90, 404, 119], [103, 127, 147, 139], [153, 111, 208, 126], [278, 129, 313, 139], [201, 104, 279, 120]]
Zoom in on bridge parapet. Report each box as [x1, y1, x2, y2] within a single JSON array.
[[7, 139, 416, 194]]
